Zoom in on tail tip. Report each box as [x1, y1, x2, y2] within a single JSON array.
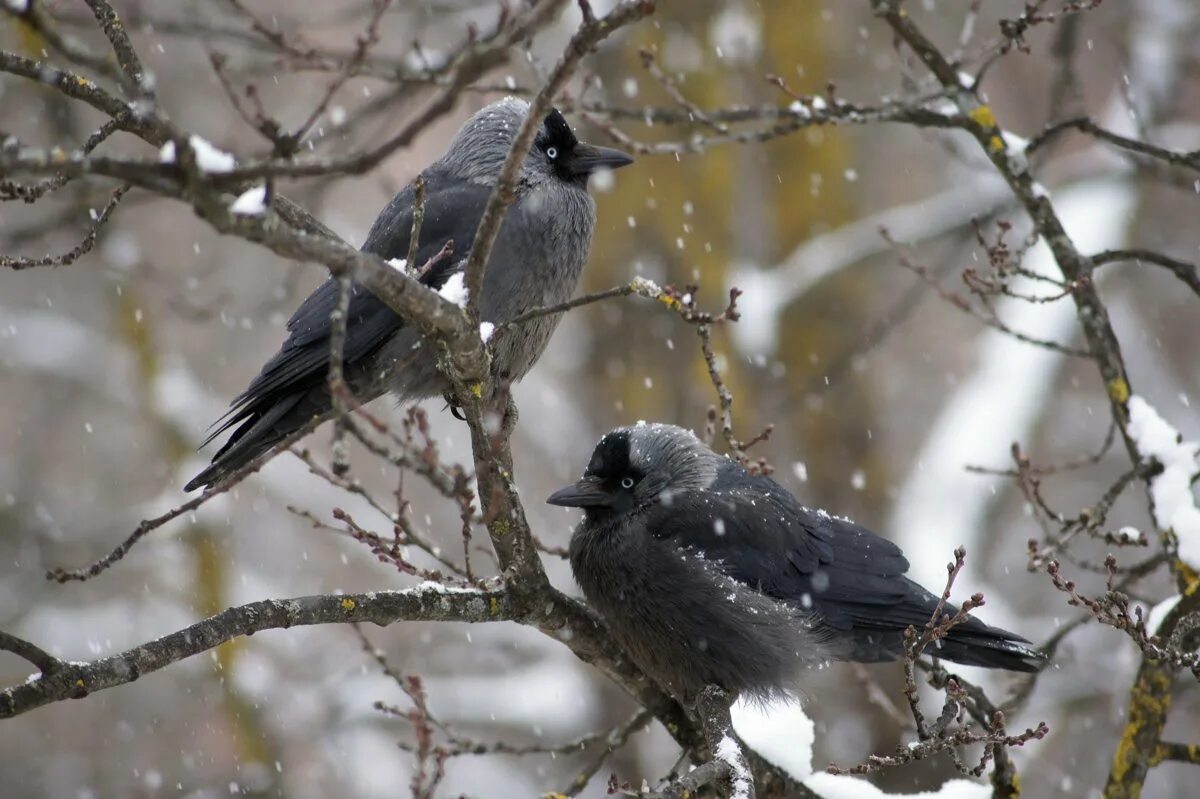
[[183, 470, 213, 493]]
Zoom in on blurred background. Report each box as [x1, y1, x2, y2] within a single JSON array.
[[3, 1, 1200, 797]]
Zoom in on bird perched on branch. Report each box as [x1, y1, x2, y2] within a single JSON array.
[[550, 422, 1044, 702], [186, 98, 632, 491]]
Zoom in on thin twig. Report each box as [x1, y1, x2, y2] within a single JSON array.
[[1, 184, 130, 269]]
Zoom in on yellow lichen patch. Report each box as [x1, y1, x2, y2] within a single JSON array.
[[1108, 666, 1173, 791], [965, 106, 1005, 152], [992, 769, 1022, 798], [75, 678, 85, 688], [1179, 561, 1200, 593], [340, 597, 357, 612], [656, 294, 683, 312], [489, 597, 502, 616], [1107, 377, 1131, 405], [469, 382, 483, 398], [968, 105, 998, 129]]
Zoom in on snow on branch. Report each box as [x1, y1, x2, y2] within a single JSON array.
[[1127, 395, 1200, 569]]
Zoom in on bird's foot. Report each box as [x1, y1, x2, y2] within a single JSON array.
[[444, 394, 467, 421]]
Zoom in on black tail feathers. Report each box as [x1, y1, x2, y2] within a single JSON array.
[[932, 625, 1045, 673], [184, 388, 330, 492]]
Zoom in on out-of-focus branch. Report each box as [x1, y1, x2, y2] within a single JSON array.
[[0, 631, 64, 676], [1027, 116, 1200, 175], [1152, 742, 1200, 767], [0, 50, 162, 141], [0, 118, 123, 202], [83, 0, 153, 97], [577, 94, 959, 156], [3, 1, 122, 84], [1093, 248, 1200, 298], [0, 184, 129, 269]]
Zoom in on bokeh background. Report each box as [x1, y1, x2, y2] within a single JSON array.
[[3, 1, 1200, 797]]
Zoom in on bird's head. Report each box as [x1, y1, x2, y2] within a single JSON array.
[[548, 422, 719, 518], [441, 97, 632, 187]]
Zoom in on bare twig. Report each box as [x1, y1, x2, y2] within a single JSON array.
[[1, 184, 130, 269], [0, 631, 65, 676], [45, 418, 323, 582], [1092, 248, 1200, 298]]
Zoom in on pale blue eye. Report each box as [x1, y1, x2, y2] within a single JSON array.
[[547, 146, 558, 159], [620, 477, 634, 489]]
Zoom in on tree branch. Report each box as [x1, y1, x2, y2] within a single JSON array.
[[0, 631, 65, 676], [1, 585, 514, 720], [1093, 248, 1200, 299]]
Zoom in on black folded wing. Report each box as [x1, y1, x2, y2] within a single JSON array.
[[647, 460, 1042, 671], [186, 172, 489, 490]]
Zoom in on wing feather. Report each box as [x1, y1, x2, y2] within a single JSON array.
[[203, 173, 489, 443], [649, 463, 960, 633]]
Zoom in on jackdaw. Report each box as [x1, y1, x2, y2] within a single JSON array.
[[186, 98, 632, 491], [550, 422, 1044, 702]]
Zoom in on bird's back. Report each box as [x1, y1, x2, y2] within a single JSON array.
[[647, 461, 1044, 672]]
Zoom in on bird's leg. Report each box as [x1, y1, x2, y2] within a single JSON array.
[[499, 384, 519, 438]]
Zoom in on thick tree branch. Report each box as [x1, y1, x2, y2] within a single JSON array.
[[1104, 587, 1200, 798], [1, 585, 514, 720], [639, 686, 755, 799]]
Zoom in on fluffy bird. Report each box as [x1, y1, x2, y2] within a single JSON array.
[[186, 98, 632, 491], [550, 423, 1044, 702]]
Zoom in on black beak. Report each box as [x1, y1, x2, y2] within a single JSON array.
[[546, 476, 612, 508], [568, 142, 634, 176]]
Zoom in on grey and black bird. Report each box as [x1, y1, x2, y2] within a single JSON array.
[[550, 423, 1044, 702], [186, 98, 632, 491]]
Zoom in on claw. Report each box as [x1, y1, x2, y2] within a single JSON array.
[[444, 394, 467, 421]]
